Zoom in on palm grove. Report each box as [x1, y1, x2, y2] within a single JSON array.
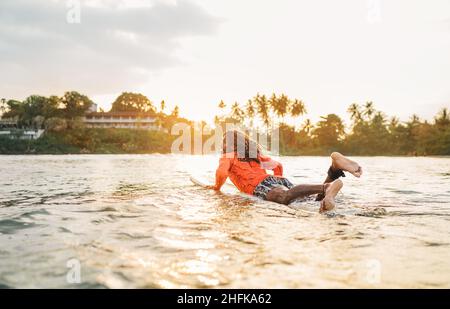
[[0, 91, 449, 155], [215, 93, 449, 156]]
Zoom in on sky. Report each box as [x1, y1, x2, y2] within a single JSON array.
[[1, 0, 449, 123]]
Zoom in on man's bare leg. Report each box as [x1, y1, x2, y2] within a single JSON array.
[[265, 180, 343, 213], [319, 179, 343, 213], [266, 183, 329, 205], [316, 152, 362, 201], [331, 152, 362, 178]]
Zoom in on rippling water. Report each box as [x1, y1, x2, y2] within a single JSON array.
[[0, 155, 449, 288]]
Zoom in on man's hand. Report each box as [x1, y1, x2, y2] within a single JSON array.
[[260, 159, 279, 170], [205, 185, 219, 190]]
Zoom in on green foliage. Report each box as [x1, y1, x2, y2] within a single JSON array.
[[2, 99, 24, 119], [20, 95, 50, 126], [60, 91, 93, 119], [1, 89, 449, 156], [216, 93, 307, 129], [1, 91, 92, 128], [0, 136, 31, 154], [215, 95, 450, 156], [230, 102, 244, 123], [0, 129, 175, 154], [110, 92, 156, 113], [312, 114, 345, 152], [44, 117, 68, 132]]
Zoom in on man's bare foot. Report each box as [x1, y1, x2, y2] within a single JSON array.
[[319, 179, 343, 213], [320, 196, 335, 212], [331, 152, 363, 178]]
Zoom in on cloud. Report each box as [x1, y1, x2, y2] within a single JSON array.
[[0, 0, 221, 98]]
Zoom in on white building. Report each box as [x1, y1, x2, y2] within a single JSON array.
[[83, 112, 161, 130], [0, 129, 44, 140]]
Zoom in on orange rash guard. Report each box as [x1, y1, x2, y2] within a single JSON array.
[[214, 152, 283, 195]]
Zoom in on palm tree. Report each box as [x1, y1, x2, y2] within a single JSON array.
[[409, 114, 420, 125], [230, 102, 244, 122], [435, 108, 450, 128], [389, 116, 399, 131], [372, 111, 386, 124], [171, 105, 179, 118], [245, 99, 255, 127], [268, 93, 277, 105], [218, 100, 226, 110], [216, 100, 227, 123], [347, 103, 362, 125], [347, 103, 361, 122], [302, 118, 312, 134], [363, 101, 375, 120], [406, 114, 421, 149], [313, 114, 345, 149], [268, 93, 279, 117], [245, 99, 255, 118], [277, 94, 291, 123], [254, 93, 270, 130], [267, 93, 290, 124], [390, 116, 399, 126], [291, 99, 306, 118]]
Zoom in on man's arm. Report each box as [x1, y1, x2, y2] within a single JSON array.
[[259, 154, 283, 176], [212, 156, 231, 190]]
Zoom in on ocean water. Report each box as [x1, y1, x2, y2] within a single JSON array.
[[0, 154, 449, 288]]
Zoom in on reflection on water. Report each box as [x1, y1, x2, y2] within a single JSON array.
[[0, 155, 449, 288]]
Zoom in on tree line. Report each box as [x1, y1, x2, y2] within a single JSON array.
[[1, 91, 449, 155], [0, 91, 184, 131], [0, 92, 93, 129], [214, 93, 450, 156], [0, 91, 184, 154]]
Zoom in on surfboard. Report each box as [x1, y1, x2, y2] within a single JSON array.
[[189, 176, 212, 188], [188, 174, 387, 217], [189, 175, 321, 216]]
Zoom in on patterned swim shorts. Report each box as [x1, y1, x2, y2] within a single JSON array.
[[253, 175, 294, 200]]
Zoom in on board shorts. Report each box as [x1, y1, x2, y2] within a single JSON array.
[[252, 166, 345, 200], [253, 175, 294, 200]]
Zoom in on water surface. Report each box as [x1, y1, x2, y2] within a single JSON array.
[[0, 155, 449, 288]]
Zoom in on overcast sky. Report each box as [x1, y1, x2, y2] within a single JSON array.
[[1, 0, 449, 123]]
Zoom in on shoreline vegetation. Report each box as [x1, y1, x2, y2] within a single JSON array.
[[1, 91, 449, 156]]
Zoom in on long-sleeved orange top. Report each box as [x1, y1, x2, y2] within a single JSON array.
[[214, 152, 283, 194]]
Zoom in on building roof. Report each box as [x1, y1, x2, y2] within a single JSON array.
[[85, 111, 157, 117]]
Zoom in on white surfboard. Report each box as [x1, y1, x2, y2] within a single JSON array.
[[189, 175, 321, 216], [189, 176, 212, 188]]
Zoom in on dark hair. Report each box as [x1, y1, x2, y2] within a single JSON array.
[[222, 130, 260, 163]]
